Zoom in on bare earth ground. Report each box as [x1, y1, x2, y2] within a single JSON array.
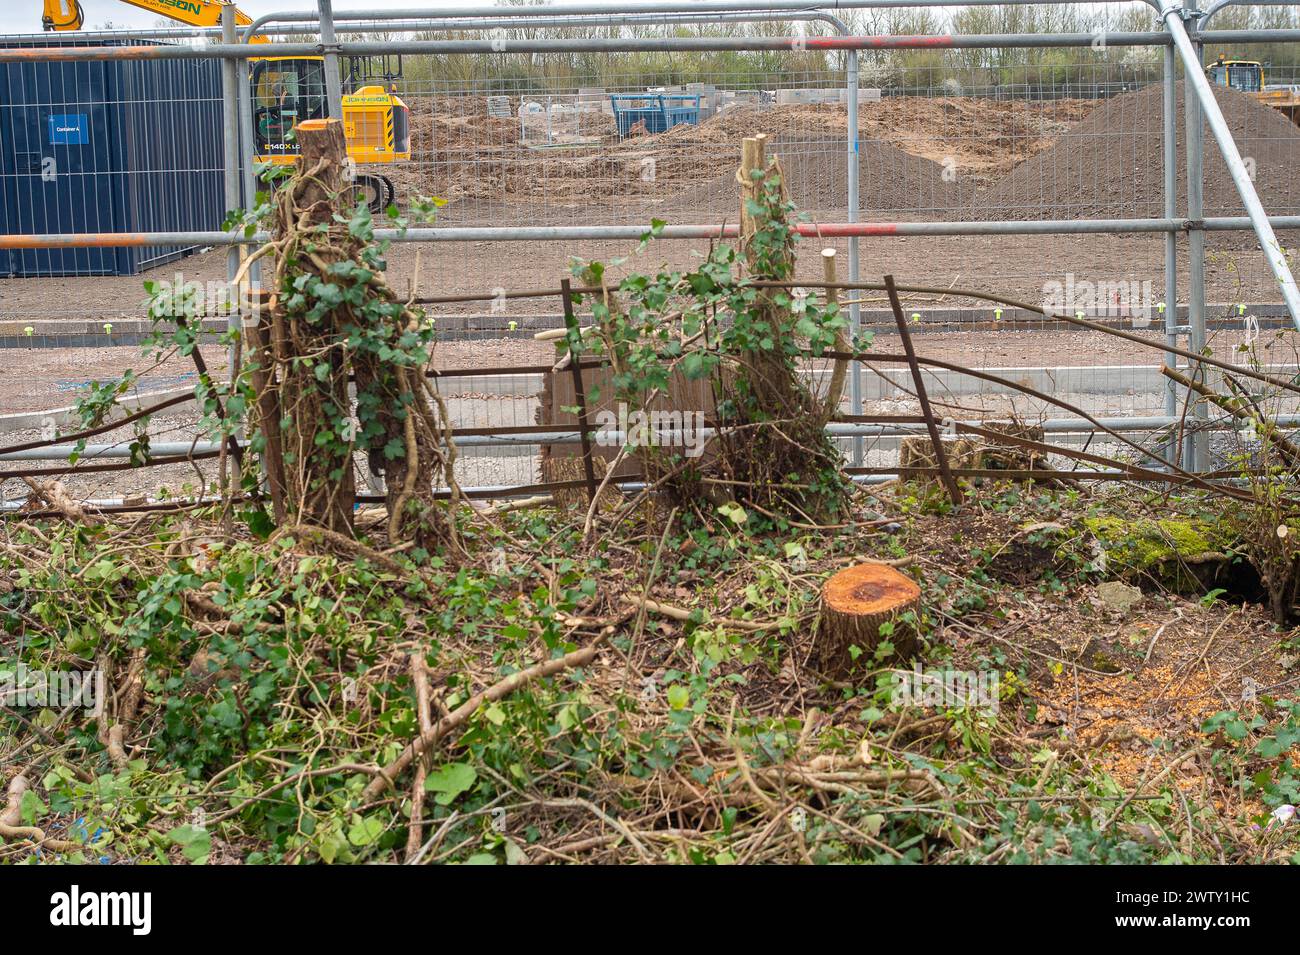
[[908, 501, 1294, 813], [0, 233, 1288, 325], [1, 313, 1295, 416]]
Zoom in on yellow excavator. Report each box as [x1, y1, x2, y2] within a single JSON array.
[[1206, 54, 1300, 126], [41, 0, 83, 30], [41, 0, 411, 211]]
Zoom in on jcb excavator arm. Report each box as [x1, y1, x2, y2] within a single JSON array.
[[113, 0, 254, 28], [43, 0, 253, 32], [41, 0, 85, 31]]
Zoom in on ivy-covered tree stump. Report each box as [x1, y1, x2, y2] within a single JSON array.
[[815, 563, 922, 678], [715, 133, 851, 522], [266, 117, 461, 552], [268, 118, 357, 534]]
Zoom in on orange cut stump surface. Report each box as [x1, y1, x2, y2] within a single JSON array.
[[823, 564, 920, 615]]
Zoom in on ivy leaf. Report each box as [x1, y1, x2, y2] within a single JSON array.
[[346, 815, 384, 847], [424, 762, 477, 805], [20, 789, 46, 825], [167, 824, 212, 864], [243, 508, 275, 540], [718, 502, 748, 526]]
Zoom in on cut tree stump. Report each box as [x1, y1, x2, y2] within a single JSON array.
[[539, 453, 616, 512], [816, 563, 922, 678], [898, 435, 978, 480], [978, 422, 1047, 473]]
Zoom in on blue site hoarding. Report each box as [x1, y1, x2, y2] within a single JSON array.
[[0, 38, 224, 277]]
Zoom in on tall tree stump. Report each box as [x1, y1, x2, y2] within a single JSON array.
[[816, 563, 922, 678], [711, 133, 849, 521], [264, 117, 461, 551], [270, 118, 356, 535]]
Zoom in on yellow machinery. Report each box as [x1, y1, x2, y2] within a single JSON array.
[[1207, 55, 1300, 126], [42, 0, 411, 210], [41, 1, 84, 31]]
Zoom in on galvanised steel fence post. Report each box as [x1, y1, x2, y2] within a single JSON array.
[[1162, 40, 1180, 467], [221, 6, 243, 375], [847, 43, 864, 467], [1178, 0, 1208, 471], [319, 0, 346, 122], [237, 19, 260, 293]]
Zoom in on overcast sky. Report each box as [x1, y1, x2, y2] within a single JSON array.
[[1, 0, 451, 34]]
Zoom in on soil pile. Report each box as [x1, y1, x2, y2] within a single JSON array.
[[856, 96, 1094, 180], [388, 97, 1097, 224], [669, 133, 962, 219], [981, 83, 1300, 247]]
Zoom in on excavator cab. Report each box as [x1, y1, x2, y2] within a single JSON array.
[[251, 58, 330, 161], [1206, 54, 1300, 126], [35, 0, 412, 211], [1207, 56, 1265, 92]]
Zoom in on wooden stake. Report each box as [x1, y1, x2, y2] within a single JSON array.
[[884, 274, 963, 507], [821, 248, 849, 420], [739, 134, 767, 236], [560, 278, 599, 505]]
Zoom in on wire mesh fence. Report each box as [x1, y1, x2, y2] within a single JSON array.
[[1, 6, 1299, 505], [0, 35, 225, 276]]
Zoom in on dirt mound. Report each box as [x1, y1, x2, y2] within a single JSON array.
[[653, 98, 1100, 219], [389, 97, 1096, 224], [666, 132, 960, 220], [856, 96, 1095, 181], [981, 83, 1300, 247], [642, 98, 1094, 180]]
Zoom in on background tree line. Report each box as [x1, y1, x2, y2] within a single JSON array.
[[330, 2, 1300, 95]]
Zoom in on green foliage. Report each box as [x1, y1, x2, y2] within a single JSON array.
[[1204, 701, 1300, 815], [569, 162, 849, 520], [3, 483, 1278, 865]]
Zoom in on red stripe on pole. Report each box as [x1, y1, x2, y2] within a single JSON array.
[[803, 35, 956, 49], [794, 223, 899, 237], [0, 233, 151, 249]]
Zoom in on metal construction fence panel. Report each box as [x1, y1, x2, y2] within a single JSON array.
[[0, 0, 1299, 505], [0, 35, 224, 276]]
